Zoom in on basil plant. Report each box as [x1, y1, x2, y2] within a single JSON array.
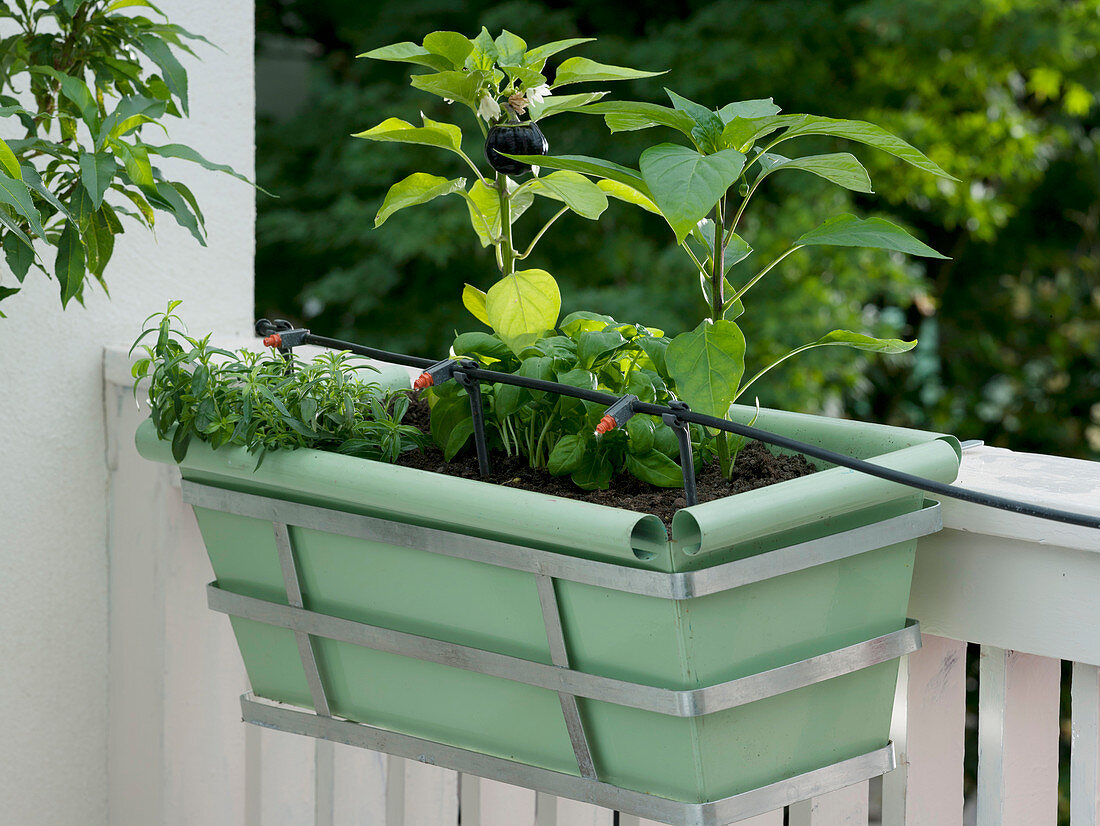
[[509, 93, 955, 476], [355, 28, 659, 354]]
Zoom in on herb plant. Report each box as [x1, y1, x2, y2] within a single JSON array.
[[430, 311, 716, 490], [132, 303, 424, 465], [354, 29, 659, 354], [0, 0, 258, 315], [509, 94, 954, 476]]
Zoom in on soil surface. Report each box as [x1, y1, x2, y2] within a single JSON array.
[[396, 397, 815, 529]]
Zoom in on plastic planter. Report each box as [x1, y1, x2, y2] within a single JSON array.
[[136, 405, 960, 824]]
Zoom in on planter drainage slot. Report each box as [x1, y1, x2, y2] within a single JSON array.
[[184, 478, 932, 824]]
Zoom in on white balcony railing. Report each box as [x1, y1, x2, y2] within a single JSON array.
[[103, 350, 1100, 826]]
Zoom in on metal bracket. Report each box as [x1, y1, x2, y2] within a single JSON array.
[[412, 359, 491, 477]]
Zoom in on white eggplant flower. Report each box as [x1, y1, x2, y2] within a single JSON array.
[[477, 94, 502, 122], [526, 84, 552, 105]]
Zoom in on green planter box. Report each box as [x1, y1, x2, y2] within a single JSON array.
[[136, 405, 960, 817]]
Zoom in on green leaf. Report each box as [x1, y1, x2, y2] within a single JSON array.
[[0, 139, 20, 179], [136, 35, 189, 115], [421, 32, 474, 69], [113, 141, 155, 186], [352, 115, 465, 155], [552, 58, 664, 87], [496, 355, 554, 415], [526, 91, 607, 122], [718, 99, 782, 122], [55, 221, 86, 307], [596, 179, 660, 214], [765, 115, 957, 180], [738, 330, 916, 401], [666, 320, 747, 418], [462, 283, 490, 325], [577, 329, 627, 368], [0, 211, 34, 252], [465, 28, 499, 70], [147, 180, 206, 245], [30, 67, 99, 126], [719, 116, 790, 153], [502, 153, 648, 195], [462, 179, 533, 247], [142, 143, 270, 194], [755, 152, 872, 193], [3, 230, 33, 281], [429, 393, 474, 461], [690, 219, 752, 273], [572, 450, 613, 490], [519, 171, 608, 219], [105, 0, 168, 15], [625, 416, 655, 453], [805, 329, 917, 353], [580, 101, 695, 136], [357, 41, 451, 71], [20, 165, 72, 221], [666, 89, 724, 152], [796, 214, 947, 258], [375, 173, 466, 227], [83, 206, 117, 277], [560, 310, 615, 338], [639, 144, 746, 243], [408, 70, 485, 109], [625, 450, 684, 487], [0, 172, 45, 237], [524, 38, 595, 66], [452, 331, 511, 362], [494, 30, 527, 66], [485, 269, 561, 354], [547, 434, 588, 475], [79, 152, 116, 209]]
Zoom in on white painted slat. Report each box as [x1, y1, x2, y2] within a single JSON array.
[[475, 778, 536, 826], [1072, 662, 1100, 826], [535, 793, 614, 826], [882, 634, 966, 826], [789, 783, 868, 825], [402, 759, 459, 826], [253, 726, 317, 824], [977, 646, 1060, 826], [331, 744, 387, 825]]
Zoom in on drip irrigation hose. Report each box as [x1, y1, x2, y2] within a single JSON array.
[[256, 323, 1100, 531]]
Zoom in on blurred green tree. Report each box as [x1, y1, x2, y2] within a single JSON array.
[[255, 0, 1099, 459]]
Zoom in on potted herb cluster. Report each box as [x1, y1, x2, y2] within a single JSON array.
[[135, 29, 962, 816]]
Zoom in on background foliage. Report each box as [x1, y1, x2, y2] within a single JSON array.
[[254, 0, 1099, 461]]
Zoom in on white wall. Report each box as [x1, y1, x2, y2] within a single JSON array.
[[0, 2, 255, 824]]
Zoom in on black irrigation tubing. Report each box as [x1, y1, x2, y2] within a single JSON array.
[[259, 323, 1100, 531]]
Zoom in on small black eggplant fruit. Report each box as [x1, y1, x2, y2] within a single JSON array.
[[484, 121, 548, 176]]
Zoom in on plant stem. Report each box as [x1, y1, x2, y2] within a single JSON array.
[[497, 171, 515, 277], [710, 199, 732, 478], [517, 206, 567, 260]]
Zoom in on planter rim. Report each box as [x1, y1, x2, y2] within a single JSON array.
[[136, 405, 960, 567]]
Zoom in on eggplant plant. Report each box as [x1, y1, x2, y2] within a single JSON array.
[[354, 29, 659, 354], [507, 93, 955, 476]]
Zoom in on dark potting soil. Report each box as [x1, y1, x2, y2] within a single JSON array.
[[396, 397, 816, 529]]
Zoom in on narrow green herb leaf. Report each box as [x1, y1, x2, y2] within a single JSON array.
[[136, 35, 189, 114], [0, 139, 21, 179], [3, 230, 34, 281]]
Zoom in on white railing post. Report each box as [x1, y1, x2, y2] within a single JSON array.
[[977, 647, 1061, 826], [534, 792, 613, 825], [882, 634, 967, 826], [1072, 662, 1100, 826], [789, 783, 868, 825]]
